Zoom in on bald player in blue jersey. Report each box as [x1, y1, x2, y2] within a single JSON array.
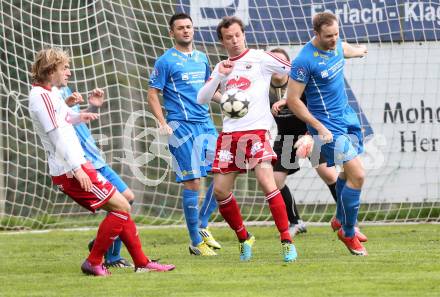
[[286, 12, 369, 256], [147, 12, 221, 256], [59, 86, 136, 267]]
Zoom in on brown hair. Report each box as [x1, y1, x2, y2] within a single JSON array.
[[31, 47, 69, 84], [313, 12, 338, 33], [270, 48, 290, 61], [216, 16, 244, 40]]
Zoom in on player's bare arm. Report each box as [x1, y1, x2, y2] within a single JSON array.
[[286, 79, 332, 143], [271, 99, 287, 115], [147, 87, 173, 135], [342, 42, 368, 58]]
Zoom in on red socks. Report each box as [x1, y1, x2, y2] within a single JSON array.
[[88, 211, 126, 265], [87, 211, 149, 267], [266, 189, 292, 242], [118, 214, 149, 267], [218, 193, 248, 241]]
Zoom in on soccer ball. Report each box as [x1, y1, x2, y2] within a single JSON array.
[[220, 89, 250, 119]]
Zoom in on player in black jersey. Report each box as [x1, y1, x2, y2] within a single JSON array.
[[269, 48, 339, 236]]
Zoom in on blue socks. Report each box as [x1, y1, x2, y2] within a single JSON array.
[[340, 185, 361, 238], [335, 177, 346, 223], [199, 182, 218, 229], [183, 189, 203, 246], [105, 237, 123, 263]]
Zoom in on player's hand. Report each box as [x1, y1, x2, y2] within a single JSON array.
[[317, 125, 333, 143], [271, 99, 287, 115], [88, 88, 104, 107], [294, 134, 314, 158], [80, 112, 99, 122], [218, 60, 234, 76], [65, 92, 84, 107], [73, 167, 92, 192], [159, 123, 173, 135], [357, 44, 368, 57]]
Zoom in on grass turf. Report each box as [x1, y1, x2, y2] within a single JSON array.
[[1, 224, 439, 297]]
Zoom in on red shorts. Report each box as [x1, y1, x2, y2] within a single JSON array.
[[52, 162, 116, 212], [212, 129, 277, 174]]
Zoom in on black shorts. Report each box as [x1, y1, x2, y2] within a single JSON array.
[[273, 117, 327, 175]]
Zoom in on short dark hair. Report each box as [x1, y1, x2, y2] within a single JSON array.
[[169, 12, 192, 29], [313, 12, 338, 33], [216, 16, 244, 40], [270, 48, 290, 61]]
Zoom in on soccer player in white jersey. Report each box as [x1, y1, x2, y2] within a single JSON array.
[[286, 12, 369, 256], [28, 47, 175, 276], [197, 16, 297, 262], [53, 86, 135, 268]]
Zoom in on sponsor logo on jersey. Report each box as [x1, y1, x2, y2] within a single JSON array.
[[321, 70, 329, 78], [226, 76, 251, 91]]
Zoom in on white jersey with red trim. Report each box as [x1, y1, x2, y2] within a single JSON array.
[[29, 85, 86, 176], [212, 49, 291, 133]]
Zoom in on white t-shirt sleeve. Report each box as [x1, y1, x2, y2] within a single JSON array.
[[31, 92, 59, 133], [261, 51, 291, 76], [197, 63, 224, 104]]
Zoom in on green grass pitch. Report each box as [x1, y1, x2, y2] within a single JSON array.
[[1, 224, 439, 297]]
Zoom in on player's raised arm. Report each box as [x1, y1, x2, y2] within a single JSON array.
[[342, 42, 368, 58], [197, 61, 232, 104], [85, 88, 104, 112], [65, 91, 84, 107]]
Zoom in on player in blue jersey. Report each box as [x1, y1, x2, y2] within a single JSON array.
[[286, 12, 369, 256], [60, 86, 136, 267], [147, 13, 221, 256]]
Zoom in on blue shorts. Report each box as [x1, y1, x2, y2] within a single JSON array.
[[97, 165, 128, 193], [308, 105, 364, 167], [167, 119, 218, 183]]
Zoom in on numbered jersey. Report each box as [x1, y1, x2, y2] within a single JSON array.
[[211, 49, 291, 133]]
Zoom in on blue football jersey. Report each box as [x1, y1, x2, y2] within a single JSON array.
[[59, 86, 106, 169], [149, 48, 211, 122], [290, 39, 347, 119]]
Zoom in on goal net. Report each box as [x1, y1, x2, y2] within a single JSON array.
[[1, 0, 439, 230]]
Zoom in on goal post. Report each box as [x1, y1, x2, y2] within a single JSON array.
[[0, 0, 439, 230]]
